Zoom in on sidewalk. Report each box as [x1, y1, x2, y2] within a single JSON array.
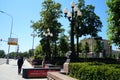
[[0, 59, 47, 80]]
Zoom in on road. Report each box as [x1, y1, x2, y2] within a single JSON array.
[[0, 59, 47, 80]]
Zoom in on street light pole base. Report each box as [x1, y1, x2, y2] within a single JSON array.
[[6, 58, 9, 64]]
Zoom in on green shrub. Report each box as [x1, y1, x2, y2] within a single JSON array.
[[69, 62, 120, 80]]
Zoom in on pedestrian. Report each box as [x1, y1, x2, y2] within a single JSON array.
[[17, 56, 24, 74]]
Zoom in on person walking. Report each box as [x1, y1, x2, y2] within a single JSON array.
[[17, 56, 24, 74]]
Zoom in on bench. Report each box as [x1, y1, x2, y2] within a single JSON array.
[[22, 67, 60, 78], [47, 72, 77, 80]]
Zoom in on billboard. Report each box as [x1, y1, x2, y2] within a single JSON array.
[[8, 38, 18, 45]]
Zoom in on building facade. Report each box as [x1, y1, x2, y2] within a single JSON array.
[[80, 38, 112, 58]]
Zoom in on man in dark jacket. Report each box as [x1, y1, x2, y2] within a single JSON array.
[[17, 57, 24, 74]]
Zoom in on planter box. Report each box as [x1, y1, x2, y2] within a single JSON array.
[[22, 67, 60, 78]]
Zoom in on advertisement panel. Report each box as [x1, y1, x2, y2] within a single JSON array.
[[8, 38, 18, 45]]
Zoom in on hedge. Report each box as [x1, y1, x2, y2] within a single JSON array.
[[69, 62, 120, 80]]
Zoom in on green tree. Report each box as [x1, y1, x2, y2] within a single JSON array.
[[106, 0, 120, 47], [9, 51, 29, 58], [82, 42, 89, 58], [76, 42, 83, 57], [75, 42, 82, 56], [31, 0, 63, 59], [118, 52, 120, 59], [78, 42, 82, 54], [9, 52, 16, 58], [77, 0, 102, 37], [21, 52, 29, 58], [28, 49, 33, 57], [34, 44, 44, 59], [0, 50, 6, 58], [94, 40, 102, 58], [59, 35, 69, 57], [75, 0, 103, 57]]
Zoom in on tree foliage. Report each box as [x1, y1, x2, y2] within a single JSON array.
[[59, 35, 69, 56], [77, 0, 103, 37], [34, 44, 44, 58], [106, 0, 120, 47], [31, 0, 103, 58], [31, 0, 63, 41], [0, 50, 6, 58], [94, 40, 102, 57], [28, 49, 33, 57], [31, 0, 63, 59], [82, 42, 89, 58], [74, 0, 102, 57], [9, 51, 29, 58]]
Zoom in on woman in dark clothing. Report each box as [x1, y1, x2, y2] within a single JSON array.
[[17, 57, 24, 74]]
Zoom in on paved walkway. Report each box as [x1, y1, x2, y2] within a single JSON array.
[[0, 59, 47, 80]]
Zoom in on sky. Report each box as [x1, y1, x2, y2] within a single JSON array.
[[0, 0, 116, 54]]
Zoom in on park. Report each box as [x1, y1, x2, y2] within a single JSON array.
[[0, 0, 120, 80]]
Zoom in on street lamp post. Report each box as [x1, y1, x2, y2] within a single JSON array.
[[43, 28, 53, 64], [64, 1, 81, 60], [31, 31, 37, 57], [16, 45, 19, 54], [0, 10, 13, 64]]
